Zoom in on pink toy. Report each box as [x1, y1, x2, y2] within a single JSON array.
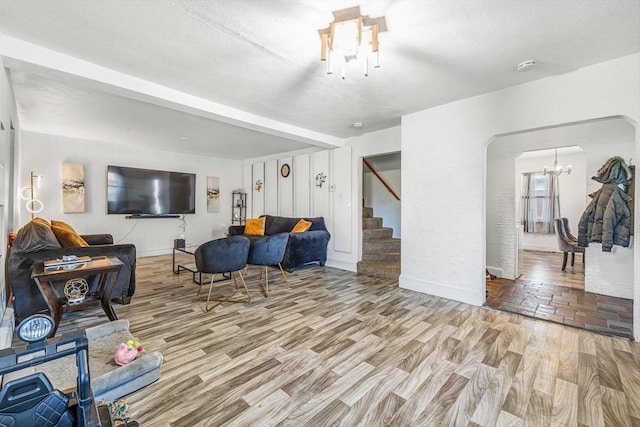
[[114, 340, 143, 366]]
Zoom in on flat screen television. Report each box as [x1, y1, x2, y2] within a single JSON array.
[[107, 165, 196, 215]]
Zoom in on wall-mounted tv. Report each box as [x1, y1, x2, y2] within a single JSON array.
[[107, 165, 196, 215]]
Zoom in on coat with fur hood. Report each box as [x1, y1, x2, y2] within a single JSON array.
[[578, 157, 632, 252]]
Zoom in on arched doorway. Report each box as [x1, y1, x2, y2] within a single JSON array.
[[485, 117, 636, 338]]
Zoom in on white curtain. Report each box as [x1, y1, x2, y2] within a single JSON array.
[[521, 172, 561, 234]]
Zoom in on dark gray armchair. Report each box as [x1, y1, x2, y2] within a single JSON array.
[[554, 218, 584, 271]]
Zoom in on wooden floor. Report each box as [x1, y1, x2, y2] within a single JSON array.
[[57, 255, 640, 427], [519, 250, 585, 290]]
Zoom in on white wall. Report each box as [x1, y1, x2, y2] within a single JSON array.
[[17, 132, 244, 256], [363, 169, 401, 238], [585, 243, 634, 299], [293, 154, 310, 217], [0, 40, 19, 342], [401, 52, 640, 333], [264, 159, 278, 215], [331, 146, 352, 253], [277, 157, 293, 217]]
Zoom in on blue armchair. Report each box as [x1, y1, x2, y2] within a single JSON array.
[[194, 236, 251, 311], [246, 232, 289, 296]]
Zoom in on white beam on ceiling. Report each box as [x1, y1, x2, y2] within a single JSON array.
[[0, 36, 344, 150]]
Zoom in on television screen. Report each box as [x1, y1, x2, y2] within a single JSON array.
[[107, 165, 196, 215]]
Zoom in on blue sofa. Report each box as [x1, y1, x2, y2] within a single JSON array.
[[228, 215, 330, 271]]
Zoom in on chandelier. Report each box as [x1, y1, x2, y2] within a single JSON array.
[[544, 148, 572, 176], [319, 7, 387, 79]]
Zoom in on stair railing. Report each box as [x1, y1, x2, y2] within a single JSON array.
[[363, 158, 400, 201]]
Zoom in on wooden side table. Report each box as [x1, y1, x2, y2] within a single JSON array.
[[31, 257, 123, 337]]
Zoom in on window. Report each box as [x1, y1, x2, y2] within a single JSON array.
[[521, 172, 560, 234]]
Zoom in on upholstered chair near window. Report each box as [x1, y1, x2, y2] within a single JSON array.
[[561, 217, 578, 243], [554, 218, 584, 271], [194, 236, 251, 312]]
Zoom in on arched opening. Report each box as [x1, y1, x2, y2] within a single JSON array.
[[485, 117, 636, 338]]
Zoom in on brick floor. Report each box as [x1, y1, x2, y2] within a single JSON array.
[[486, 277, 633, 339]]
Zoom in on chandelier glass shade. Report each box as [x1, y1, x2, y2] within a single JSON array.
[[544, 149, 572, 176]]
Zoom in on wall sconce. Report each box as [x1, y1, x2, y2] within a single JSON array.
[[254, 179, 263, 192], [315, 172, 327, 188], [18, 171, 44, 219]]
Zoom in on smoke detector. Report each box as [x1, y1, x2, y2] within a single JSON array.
[[517, 60, 536, 72]]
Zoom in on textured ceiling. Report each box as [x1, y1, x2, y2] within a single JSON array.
[[0, 0, 639, 158]]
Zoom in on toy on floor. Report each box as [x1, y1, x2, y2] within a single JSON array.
[[114, 340, 143, 366]]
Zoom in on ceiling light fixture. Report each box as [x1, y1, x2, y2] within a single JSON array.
[[319, 7, 387, 79], [543, 148, 572, 176]]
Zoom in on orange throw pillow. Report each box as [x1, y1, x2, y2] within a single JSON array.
[[291, 219, 312, 233], [51, 220, 89, 248], [244, 217, 265, 236]]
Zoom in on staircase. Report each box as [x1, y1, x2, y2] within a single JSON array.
[[357, 207, 401, 281]]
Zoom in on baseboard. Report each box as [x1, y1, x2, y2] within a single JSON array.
[[138, 248, 174, 258], [399, 274, 484, 306], [485, 266, 503, 278], [325, 259, 357, 272], [522, 245, 558, 253]]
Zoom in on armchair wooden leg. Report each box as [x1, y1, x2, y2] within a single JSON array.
[[561, 252, 568, 271], [204, 273, 220, 312], [571, 252, 575, 266], [258, 264, 288, 297], [278, 263, 288, 290], [203, 271, 251, 312]]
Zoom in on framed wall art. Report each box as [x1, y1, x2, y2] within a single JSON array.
[[62, 162, 85, 213]]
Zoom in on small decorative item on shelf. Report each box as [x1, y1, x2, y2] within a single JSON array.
[[231, 191, 247, 224]]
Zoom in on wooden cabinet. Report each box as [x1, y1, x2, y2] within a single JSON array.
[[232, 192, 246, 225]]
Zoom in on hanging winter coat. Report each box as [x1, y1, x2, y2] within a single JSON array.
[[578, 156, 633, 252], [578, 184, 632, 252]]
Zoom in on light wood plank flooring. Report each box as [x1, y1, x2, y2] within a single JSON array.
[[519, 250, 584, 290], [56, 255, 640, 426]]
